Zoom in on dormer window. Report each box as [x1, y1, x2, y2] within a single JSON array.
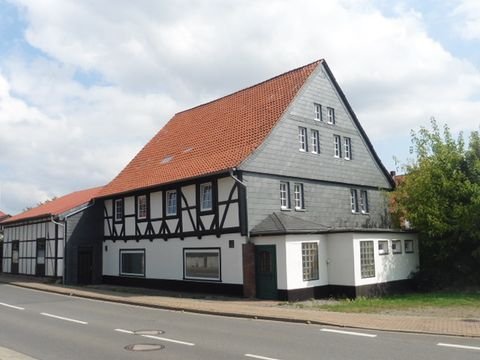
[[327, 107, 335, 124], [314, 103, 322, 121], [200, 182, 213, 211]]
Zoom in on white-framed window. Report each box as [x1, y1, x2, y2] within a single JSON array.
[[120, 249, 145, 277], [392, 240, 402, 254], [405, 239, 414, 253], [12, 240, 19, 264], [166, 190, 177, 216], [314, 103, 322, 121], [327, 107, 335, 124], [378, 240, 389, 255], [137, 195, 147, 220], [334, 135, 341, 158], [280, 182, 290, 209], [344, 137, 352, 160], [115, 199, 124, 222], [200, 182, 213, 211], [360, 241, 375, 278], [302, 242, 319, 281], [311, 129, 320, 154], [360, 190, 369, 214], [293, 183, 304, 210], [350, 189, 359, 213], [184, 248, 220, 281], [299, 127, 308, 152]]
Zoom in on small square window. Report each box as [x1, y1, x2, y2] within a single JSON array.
[[137, 195, 147, 220], [299, 127, 308, 152], [327, 107, 335, 124], [229, 240, 235, 248], [166, 190, 177, 216], [405, 240, 414, 253], [392, 240, 402, 254], [200, 182, 213, 211], [378, 240, 389, 255], [314, 103, 322, 121]]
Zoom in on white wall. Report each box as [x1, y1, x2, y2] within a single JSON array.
[[103, 233, 247, 284]]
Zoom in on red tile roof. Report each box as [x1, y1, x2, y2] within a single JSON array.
[[2, 186, 103, 224], [99, 60, 321, 197]]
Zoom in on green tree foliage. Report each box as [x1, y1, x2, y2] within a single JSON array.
[[392, 119, 480, 286]]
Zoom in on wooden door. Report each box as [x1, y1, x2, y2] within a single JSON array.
[[255, 245, 278, 299]]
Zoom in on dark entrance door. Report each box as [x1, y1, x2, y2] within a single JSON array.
[[78, 248, 93, 285], [36, 239, 46, 277], [255, 245, 278, 299], [11, 240, 19, 274]]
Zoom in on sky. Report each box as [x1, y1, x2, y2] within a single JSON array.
[[0, 0, 480, 215]]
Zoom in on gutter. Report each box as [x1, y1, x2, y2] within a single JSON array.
[[229, 168, 247, 188]]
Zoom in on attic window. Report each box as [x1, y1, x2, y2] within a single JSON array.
[[161, 155, 173, 164]]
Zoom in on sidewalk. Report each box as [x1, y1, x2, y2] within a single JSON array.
[[1, 274, 479, 338]]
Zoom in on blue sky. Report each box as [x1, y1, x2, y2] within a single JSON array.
[[0, 0, 480, 214]]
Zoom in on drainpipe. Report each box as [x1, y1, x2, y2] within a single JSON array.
[[229, 168, 247, 188]]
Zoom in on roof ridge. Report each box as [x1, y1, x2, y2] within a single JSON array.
[[271, 212, 287, 232], [175, 59, 323, 116]]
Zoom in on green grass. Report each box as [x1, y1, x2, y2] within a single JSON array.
[[294, 292, 480, 313]]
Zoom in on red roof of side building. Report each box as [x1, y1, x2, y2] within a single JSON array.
[[98, 60, 321, 198], [0, 210, 10, 222], [2, 186, 103, 225]]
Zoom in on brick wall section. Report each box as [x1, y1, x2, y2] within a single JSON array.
[[242, 243, 256, 298]]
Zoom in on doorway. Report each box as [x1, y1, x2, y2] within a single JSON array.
[[77, 248, 93, 285], [36, 239, 46, 276], [255, 245, 278, 299]]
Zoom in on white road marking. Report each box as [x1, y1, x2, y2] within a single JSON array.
[[40, 312, 88, 325], [141, 334, 195, 346], [245, 354, 281, 360], [0, 302, 25, 310], [114, 328, 134, 334], [320, 328, 377, 338], [438, 343, 480, 351]]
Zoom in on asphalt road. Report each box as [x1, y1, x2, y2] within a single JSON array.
[[1, 284, 480, 360]]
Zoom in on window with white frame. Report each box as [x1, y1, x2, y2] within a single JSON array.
[[311, 129, 320, 154], [166, 190, 177, 216], [360, 190, 369, 214], [360, 241, 375, 278], [115, 199, 124, 222], [405, 239, 414, 253], [378, 240, 389, 255], [137, 195, 147, 220], [184, 248, 220, 280], [120, 249, 145, 276], [344, 137, 352, 160], [314, 103, 322, 121], [327, 107, 335, 124], [298, 127, 308, 151], [280, 182, 289, 209], [293, 183, 304, 210], [392, 240, 402, 254], [200, 182, 213, 211], [302, 242, 319, 281], [350, 189, 359, 213], [334, 135, 341, 158]]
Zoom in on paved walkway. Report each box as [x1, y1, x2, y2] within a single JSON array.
[[0, 274, 479, 338], [0, 346, 36, 360]]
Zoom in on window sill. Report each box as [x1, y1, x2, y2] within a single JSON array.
[[280, 208, 292, 211], [295, 208, 306, 212]]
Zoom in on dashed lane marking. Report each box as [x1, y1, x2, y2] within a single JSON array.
[[438, 343, 480, 351], [114, 328, 134, 334], [40, 312, 88, 325], [245, 354, 281, 360], [0, 302, 25, 310], [320, 328, 377, 338], [141, 334, 195, 346]]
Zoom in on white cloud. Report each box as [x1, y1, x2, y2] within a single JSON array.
[[1, 0, 480, 213], [454, 0, 480, 40]]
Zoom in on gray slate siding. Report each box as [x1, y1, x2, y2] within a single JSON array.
[[243, 173, 391, 232], [241, 63, 391, 189]]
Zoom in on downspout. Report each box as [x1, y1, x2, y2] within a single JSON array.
[[229, 168, 247, 188], [51, 199, 96, 285], [229, 168, 249, 240]]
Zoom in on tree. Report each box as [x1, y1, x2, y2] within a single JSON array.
[[391, 119, 480, 286]]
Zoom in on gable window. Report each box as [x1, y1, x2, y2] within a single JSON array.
[[184, 248, 220, 281], [200, 182, 213, 211], [360, 190, 369, 214], [360, 241, 375, 278], [137, 195, 147, 220], [115, 199, 124, 222], [405, 239, 414, 253], [334, 135, 341, 158], [280, 182, 290, 210], [120, 249, 145, 277], [327, 107, 335, 124], [293, 183, 304, 210], [378, 240, 389, 255], [166, 190, 177, 216], [302, 242, 319, 281], [314, 103, 322, 121], [392, 240, 402, 254], [350, 189, 359, 213], [298, 127, 308, 152], [311, 129, 320, 154], [344, 137, 352, 160]]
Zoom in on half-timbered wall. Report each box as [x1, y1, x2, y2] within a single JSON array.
[[2, 219, 63, 277]]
